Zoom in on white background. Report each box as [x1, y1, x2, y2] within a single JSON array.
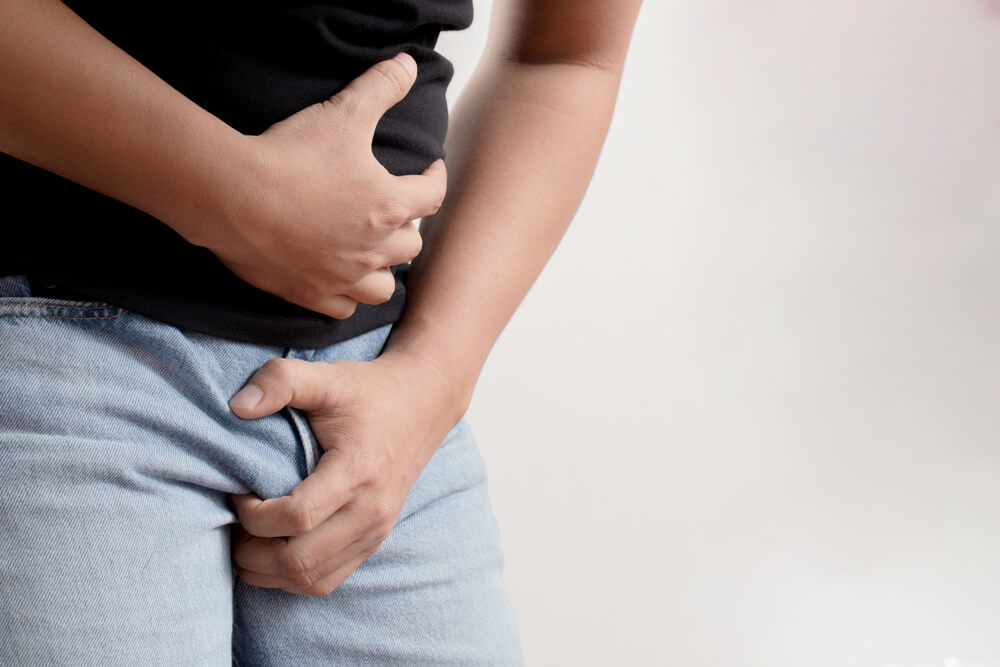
[[438, 2, 1000, 665]]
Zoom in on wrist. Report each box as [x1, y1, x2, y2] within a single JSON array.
[[159, 129, 267, 250], [377, 333, 478, 425]]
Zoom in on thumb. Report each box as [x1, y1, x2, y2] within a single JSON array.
[[229, 358, 339, 419], [330, 52, 418, 125]]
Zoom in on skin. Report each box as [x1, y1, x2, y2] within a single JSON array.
[[0, 1, 442, 318], [0, 0, 643, 597], [228, 0, 645, 596]]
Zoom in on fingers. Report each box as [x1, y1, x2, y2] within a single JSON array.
[[232, 506, 364, 578], [229, 357, 351, 419], [345, 267, 397, 305], [393, 158, 447, 221], [313, 293, 358, 320], [230, 453, 353, 538], [232, 499, 387, 596], [299, 549, 372, 597], [340, 219, 421, 304], [329, 52, 418, 127], [381, 220, 423, 266], [235, 546, 371, 597], [344, 219, 420, 304]]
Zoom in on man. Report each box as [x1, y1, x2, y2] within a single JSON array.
[[0, 0, 642, 662]]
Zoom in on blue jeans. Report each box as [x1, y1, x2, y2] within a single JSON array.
[[0, 274, 522, 666]]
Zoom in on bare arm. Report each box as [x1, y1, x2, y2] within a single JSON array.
[[0, 0, 247, 236], [0, 0, 444, 316], [227, 0, 644, 596], [382, 0, 645, 414]]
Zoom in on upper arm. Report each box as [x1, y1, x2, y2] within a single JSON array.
[[483, 0, 643, 71]]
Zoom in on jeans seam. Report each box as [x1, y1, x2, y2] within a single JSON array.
[[0, 311, 125, 320]]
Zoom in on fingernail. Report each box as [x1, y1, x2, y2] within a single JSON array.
[[393, 52, 417, 77], [230, 383, 263, 412]]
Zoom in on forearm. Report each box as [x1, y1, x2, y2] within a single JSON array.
[[0, 0, 247, 242], [381, 56, 628, 415]]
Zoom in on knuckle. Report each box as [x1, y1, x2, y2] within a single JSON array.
[[372, 198, 408, 227], [285, 497, 319, 535], [261, 357, 294, 385], [356, 250, 383, 272], [351, 457, 380, 488], [372, 60, 409, 97], [363, 209, 386, 232], [277, 547, 320, 588], [360, 530, 392, 558], [367, 499, 396, 526], [323, 93, 360, 119]]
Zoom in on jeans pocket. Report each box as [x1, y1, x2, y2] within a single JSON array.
[[0, 274, 126, 320]]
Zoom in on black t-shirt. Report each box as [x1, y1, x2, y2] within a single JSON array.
[[0, 0, 473, 348]]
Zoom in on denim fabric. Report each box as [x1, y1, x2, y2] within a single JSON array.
[[0, 274, 522, 666]]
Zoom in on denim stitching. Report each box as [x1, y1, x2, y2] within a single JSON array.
[[0, 311, 125, 320]]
